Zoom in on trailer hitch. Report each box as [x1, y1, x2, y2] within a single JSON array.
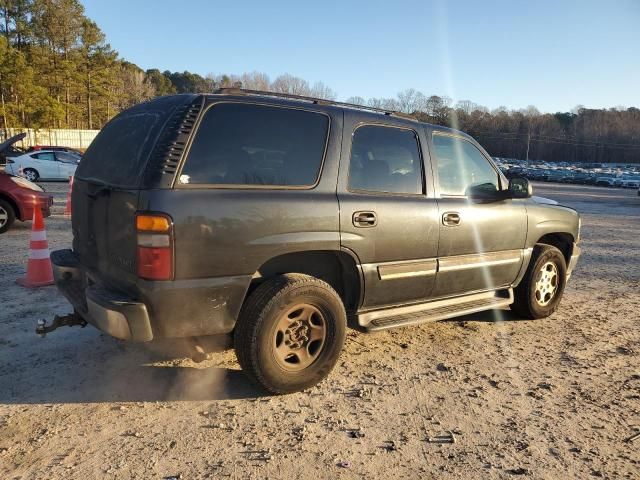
[[36, 313, 87, 337]]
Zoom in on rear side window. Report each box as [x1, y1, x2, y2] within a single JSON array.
[[348, 125, 423, 195], [55, 151, 79, 163], [75, 95, 196, 188], [180, 103, 329, 187], [33, 152, 55, 161]]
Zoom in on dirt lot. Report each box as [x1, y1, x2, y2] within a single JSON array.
[[1, 182, 639, 479]]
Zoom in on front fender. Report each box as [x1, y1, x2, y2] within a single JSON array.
[[525, 202, 580, 249]]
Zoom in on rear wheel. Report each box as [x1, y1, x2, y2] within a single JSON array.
[[0, 199, 16, 234], [511, 244, 567, 319], [23, 168, 39, 182], [234, 274, 347, 394]]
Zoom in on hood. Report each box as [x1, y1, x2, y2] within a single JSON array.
[[0, 132, 26, 153], [531, 195, 559, 206]]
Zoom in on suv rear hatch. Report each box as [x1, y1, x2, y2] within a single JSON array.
[[72, 94, 202, 289]]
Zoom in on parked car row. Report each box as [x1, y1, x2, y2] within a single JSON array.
[[495, 158, 640, 189]]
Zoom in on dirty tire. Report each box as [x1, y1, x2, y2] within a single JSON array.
[[511, 244, 567, 319], [0, 199, 16, 234], [234, 274, 347, 394]]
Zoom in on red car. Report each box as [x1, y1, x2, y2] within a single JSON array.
[[0, 171, 53, 233], [0, 134, 54, 233]]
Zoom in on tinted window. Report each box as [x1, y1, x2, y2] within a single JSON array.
[[76, 94, 196, 187], [33, 152, 55, 161], [181, 103, 329, 186], [433, 135, 499, 196], [348, 125, 422, 194], [56, 151, 80, 163]]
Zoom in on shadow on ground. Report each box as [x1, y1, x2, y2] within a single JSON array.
[[0, 332, 265, 405], [447, 307, 526, 324]]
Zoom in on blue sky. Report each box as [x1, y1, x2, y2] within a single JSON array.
[[82, 0, 639, 113]]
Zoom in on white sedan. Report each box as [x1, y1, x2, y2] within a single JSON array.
[[4, 150, 79, 181]]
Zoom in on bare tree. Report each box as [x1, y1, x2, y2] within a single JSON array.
[[455, 99, 479, 115], [397, 88, 427, 114], [271, 73, 309, 96], [240, 71, 270, 91], [309, 81, 336, 100], [345, 96, 366, 106], [367, 97, 400, 111]]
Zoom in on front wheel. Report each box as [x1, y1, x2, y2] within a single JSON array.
[[234, 274, 347, 394], [511, 244, 567, 319], [0, 199, 16, 234]]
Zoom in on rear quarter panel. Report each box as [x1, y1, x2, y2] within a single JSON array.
[[143, 189, 341, 279]]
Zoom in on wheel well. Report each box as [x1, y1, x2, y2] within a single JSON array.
[[0, 193, 20, 220], [249, 251, 362, 313], [536, 233, 574, 264]]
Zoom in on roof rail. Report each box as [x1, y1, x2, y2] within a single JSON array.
[[211, 88, 416, 121]]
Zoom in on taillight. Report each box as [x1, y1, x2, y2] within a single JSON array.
[[136, 213, 173, 280]]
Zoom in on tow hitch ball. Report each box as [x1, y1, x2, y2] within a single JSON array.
[[36, 314, 87, 337]]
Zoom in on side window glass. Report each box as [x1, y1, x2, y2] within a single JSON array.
[[348, 125, 423, 195], [35, 152, 55, 162], [181, 103, 329, 186], [56, 151, 79, 163], [433, 135, 499, 196]]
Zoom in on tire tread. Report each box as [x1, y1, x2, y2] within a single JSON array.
[[234, 273, 345, 394], [511, 244, 566, 319]]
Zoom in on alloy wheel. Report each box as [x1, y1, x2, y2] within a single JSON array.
[[0, 206, 7, 228], [534, 261, 559, 306]]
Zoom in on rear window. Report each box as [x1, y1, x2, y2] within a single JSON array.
[[75, 95, 196, 188], [179, 103, 329, 187]]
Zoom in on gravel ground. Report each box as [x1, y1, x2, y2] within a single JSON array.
[[0, 182, 639, 479]]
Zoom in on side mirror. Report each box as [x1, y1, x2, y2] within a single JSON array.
[[467, 182, 503, 202], [508, 177, 532, 199]]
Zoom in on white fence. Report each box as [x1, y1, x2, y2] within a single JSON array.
[[1, 128, 99, 150]]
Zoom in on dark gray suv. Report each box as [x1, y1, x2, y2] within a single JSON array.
[[50, 89, 581, 393]]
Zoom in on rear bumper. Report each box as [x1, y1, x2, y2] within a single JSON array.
[[51, 249, 153, 341], [51, 249, 251, 341], [566, 242, 581, 280]]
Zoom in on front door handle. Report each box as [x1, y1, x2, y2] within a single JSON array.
[[353, 211, 377, 227], [442, 212, 461, 226]]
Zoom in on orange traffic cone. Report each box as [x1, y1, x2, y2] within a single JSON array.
[[16, 205, 54, 288], [64, 176, 74, 216]]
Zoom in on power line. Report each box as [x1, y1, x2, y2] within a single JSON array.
[[475, 132, 640, 149], [477, 131, 640, 148]]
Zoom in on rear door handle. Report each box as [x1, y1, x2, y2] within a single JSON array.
[[353, 211, 377, 227], [442, 212, 461, 226]]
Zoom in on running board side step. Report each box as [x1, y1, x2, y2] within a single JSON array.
[[358, 289, 514, 331]]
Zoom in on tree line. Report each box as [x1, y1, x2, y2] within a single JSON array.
[[1, 0, 638, 164], [345, 91, 640, 164]]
